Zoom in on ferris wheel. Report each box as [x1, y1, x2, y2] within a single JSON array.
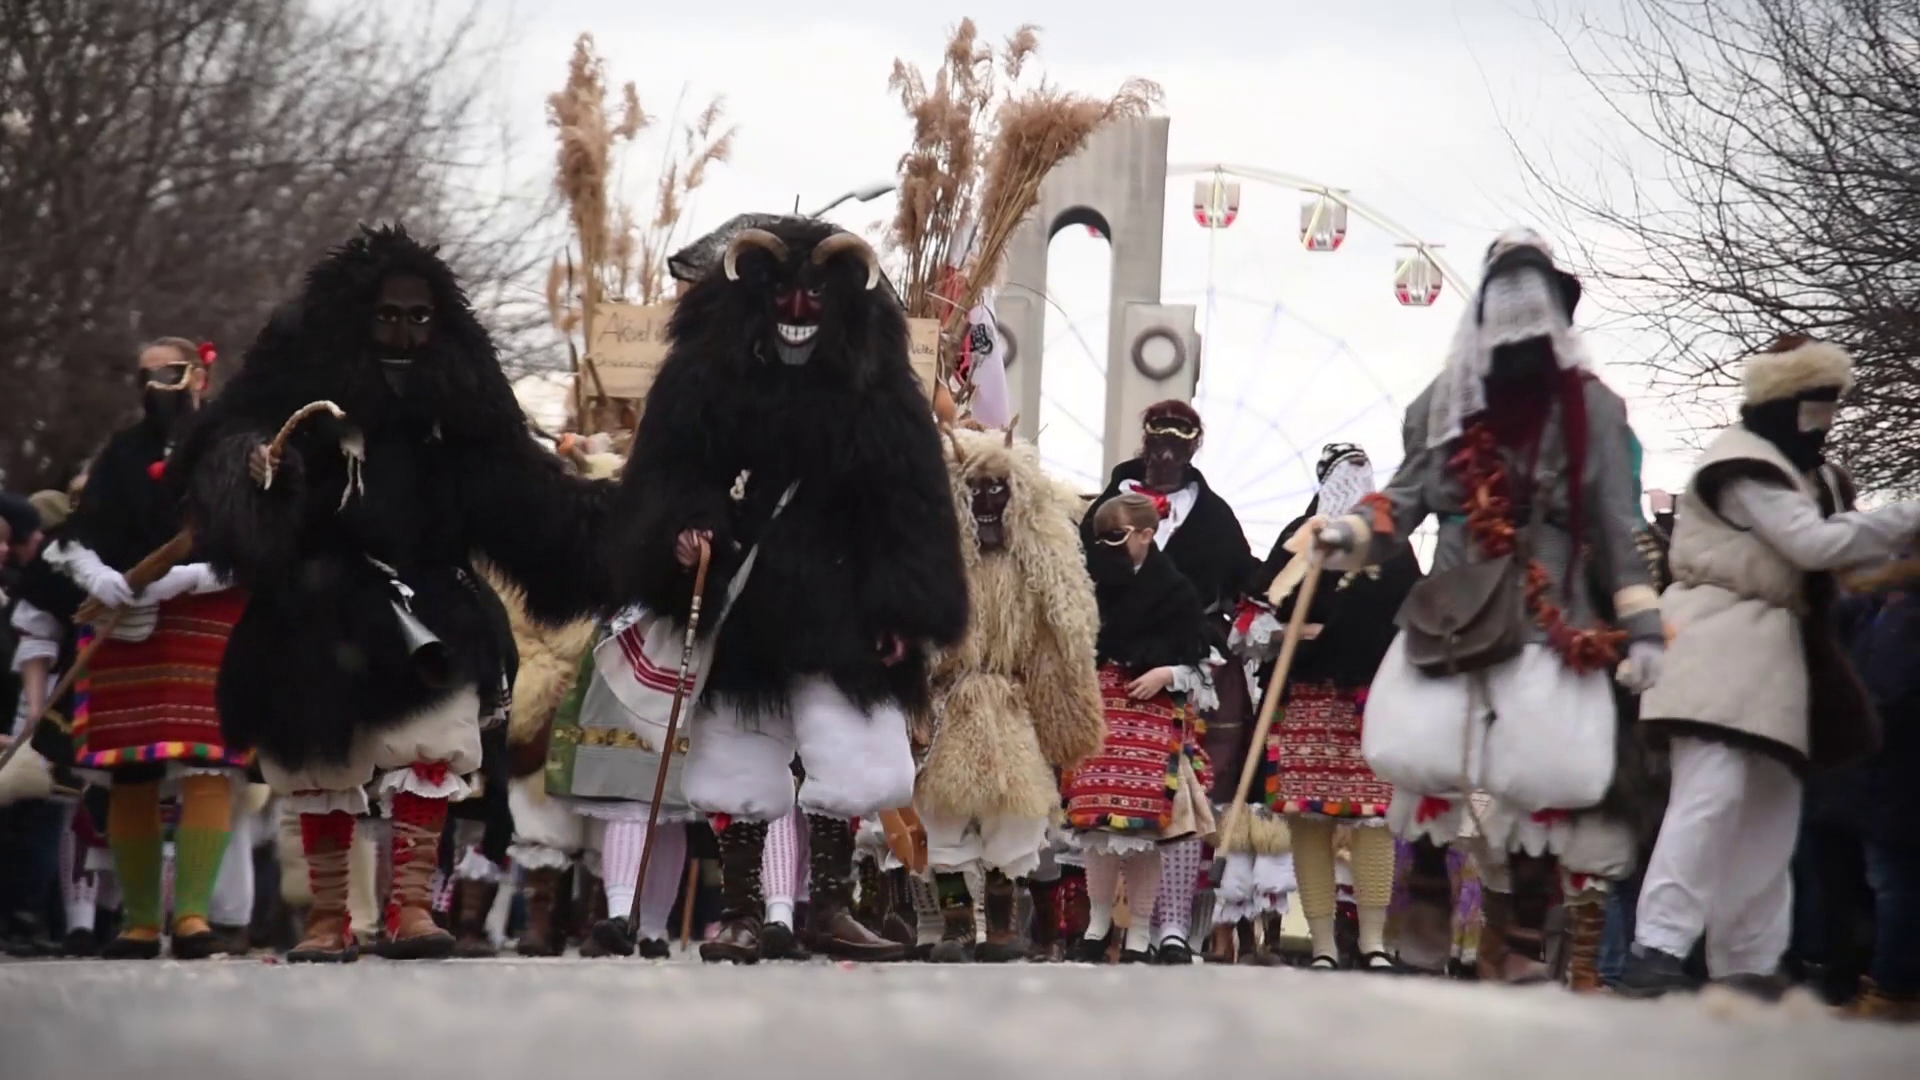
[[1031, 162, 1464, 558]]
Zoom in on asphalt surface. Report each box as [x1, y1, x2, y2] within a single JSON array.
[[2, 956, 1914, 1079]]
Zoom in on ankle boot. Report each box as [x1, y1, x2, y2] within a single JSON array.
[[1205, 922, 1235, 964], [1026, 878, 1060, 961], [1233, 918, 1261, 965], [452, 879, 499, 958], [699, 819, 767, 964], [854, 854, 886, 934], [928, 871, 975, 963], [516, 867, 566, 957], [378, 813, 456, 960], [1562, 899, 1607, 993], [805, 815, 907, 961], [975, 870, 1024, 963]]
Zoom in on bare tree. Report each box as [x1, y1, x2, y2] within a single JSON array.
[[0, 0, 549, 492], [1517, 0, 1920, 492]]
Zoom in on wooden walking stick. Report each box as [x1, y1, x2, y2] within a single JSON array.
[[1209, 532, 1328, 888], [678, 854, 700, 954], [627, 538, 714, 937], [0, 401, 345, 777]]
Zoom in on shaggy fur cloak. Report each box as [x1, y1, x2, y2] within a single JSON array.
[[170, 225, 615, 771], [490, 451, 622, 778], [916, 428, 1106, 823], [609, 217, 968, 717]]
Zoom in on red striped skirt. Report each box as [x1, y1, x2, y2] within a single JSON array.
[[1265, 681, 1389, 819], [1063, 663, 1187, 835], [75, 590, 250, 771]]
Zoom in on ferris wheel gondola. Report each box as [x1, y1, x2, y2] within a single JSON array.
[[1168, 162, 1470, 303]]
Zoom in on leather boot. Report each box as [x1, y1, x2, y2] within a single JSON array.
[[1233, 918, 1261, 965], [1026, 878, 1060, 961], [928, 871, 975, 963], [287, 829, 358, 964], [1562, 899, 1607, 993], [1846, 978, 1920, 1023], [1501, 853, 1556, 985], [699, 819, 767, 964], [378, 815, 456, 960], [516, 867, 566, 957], [1399, 842, 1455, 975], [452, 879, 499, 958], [854, 854, 886, 934], [1478, 891, 1512, 983], [975, 870, 1025, 963], [806, 815, 908, 961]]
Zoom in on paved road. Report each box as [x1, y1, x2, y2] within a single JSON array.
[[2, 957, 1913, 1079]]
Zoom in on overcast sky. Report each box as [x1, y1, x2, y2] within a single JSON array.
[[475, 0, 1700, 550]]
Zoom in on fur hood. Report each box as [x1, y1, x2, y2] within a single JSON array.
[[916, 426, 1106, 822], [1744, 335, 1852, 406]]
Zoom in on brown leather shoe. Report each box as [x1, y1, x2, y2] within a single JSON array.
[[379, 903, 456, 960], [699, 916, 762, 964], [287, 909, 360, 964], [811, 902, 910, 962]]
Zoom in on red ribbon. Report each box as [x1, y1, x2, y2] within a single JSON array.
[[197, 341, 218, 367], [1145, 490, 1171, 520]]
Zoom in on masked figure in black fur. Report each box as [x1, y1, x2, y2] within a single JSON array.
[[612, 217, 968, 963], [171, 225, 614, 963]]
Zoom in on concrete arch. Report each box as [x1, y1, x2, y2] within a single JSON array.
[[997, 116, 1200, 476]]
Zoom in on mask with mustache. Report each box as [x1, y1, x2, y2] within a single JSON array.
[[1141, 418, 1199, 491]]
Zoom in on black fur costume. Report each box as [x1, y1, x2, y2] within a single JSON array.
[[611, 218, 968, 717], [171, 226, 612, 774]]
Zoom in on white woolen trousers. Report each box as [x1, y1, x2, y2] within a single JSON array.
[[1634, 736, 1802, 977]]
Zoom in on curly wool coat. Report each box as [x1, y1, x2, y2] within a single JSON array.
[[916, 429, 1107, 823]]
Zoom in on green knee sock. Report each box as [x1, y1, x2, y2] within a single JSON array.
[[108, 822, 164, 933], [171, 826, 232, 924]]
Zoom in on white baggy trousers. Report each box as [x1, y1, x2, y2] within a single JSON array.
[[1634, 736, 1802, 977]]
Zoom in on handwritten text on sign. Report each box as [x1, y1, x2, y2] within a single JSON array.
[[908, 318, 940, 401], [587, 303, 673, 400]]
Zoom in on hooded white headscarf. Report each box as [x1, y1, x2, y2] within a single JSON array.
[[1425, 228, 1593, 450]]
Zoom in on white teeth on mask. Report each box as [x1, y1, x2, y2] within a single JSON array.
[[777, 323, 819, 345]]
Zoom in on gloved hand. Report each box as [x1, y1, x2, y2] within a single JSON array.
[[1315, 518, 1358, 554], [143, 564, 214, 603], [76, 562, 135, 609], [1617, 639, 1665, 694]]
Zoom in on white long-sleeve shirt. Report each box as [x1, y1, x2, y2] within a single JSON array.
[[1719, 478, 1920, 572]]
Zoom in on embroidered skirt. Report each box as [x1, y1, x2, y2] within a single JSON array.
[[74, 590, 250, 772], [1063, 663, 1187, 838], [1266, 681, 1391, 820]]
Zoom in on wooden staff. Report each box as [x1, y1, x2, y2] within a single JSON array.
[[0, 401, 345, 776], [678, 855, 699, 955], [1209, 535, 1328, 888], [628, 539, 713, 935]]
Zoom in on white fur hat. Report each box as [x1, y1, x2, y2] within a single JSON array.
[[1743, 334, 1853, 406]]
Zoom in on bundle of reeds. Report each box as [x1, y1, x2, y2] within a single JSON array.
[[888, 20, 1159, 406], [544, 34, 733, 434]]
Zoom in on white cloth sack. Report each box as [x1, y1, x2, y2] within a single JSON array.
[[1364, 637, 1615, 812]]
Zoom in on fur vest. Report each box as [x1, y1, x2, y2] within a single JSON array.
[[1640, 426, 1876, 772]]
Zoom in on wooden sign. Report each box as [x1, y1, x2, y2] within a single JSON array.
[[586, 302, 674, 400], [908, 317, 941, 401]]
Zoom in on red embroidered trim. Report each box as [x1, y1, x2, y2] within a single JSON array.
[[1449, 423, 1626, 673]]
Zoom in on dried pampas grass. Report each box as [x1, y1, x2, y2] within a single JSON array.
[[887, 20, 1159, 400], [544, 33, 734, 431]]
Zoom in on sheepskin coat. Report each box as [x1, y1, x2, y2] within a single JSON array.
[[916, 428, 1106, 824]]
